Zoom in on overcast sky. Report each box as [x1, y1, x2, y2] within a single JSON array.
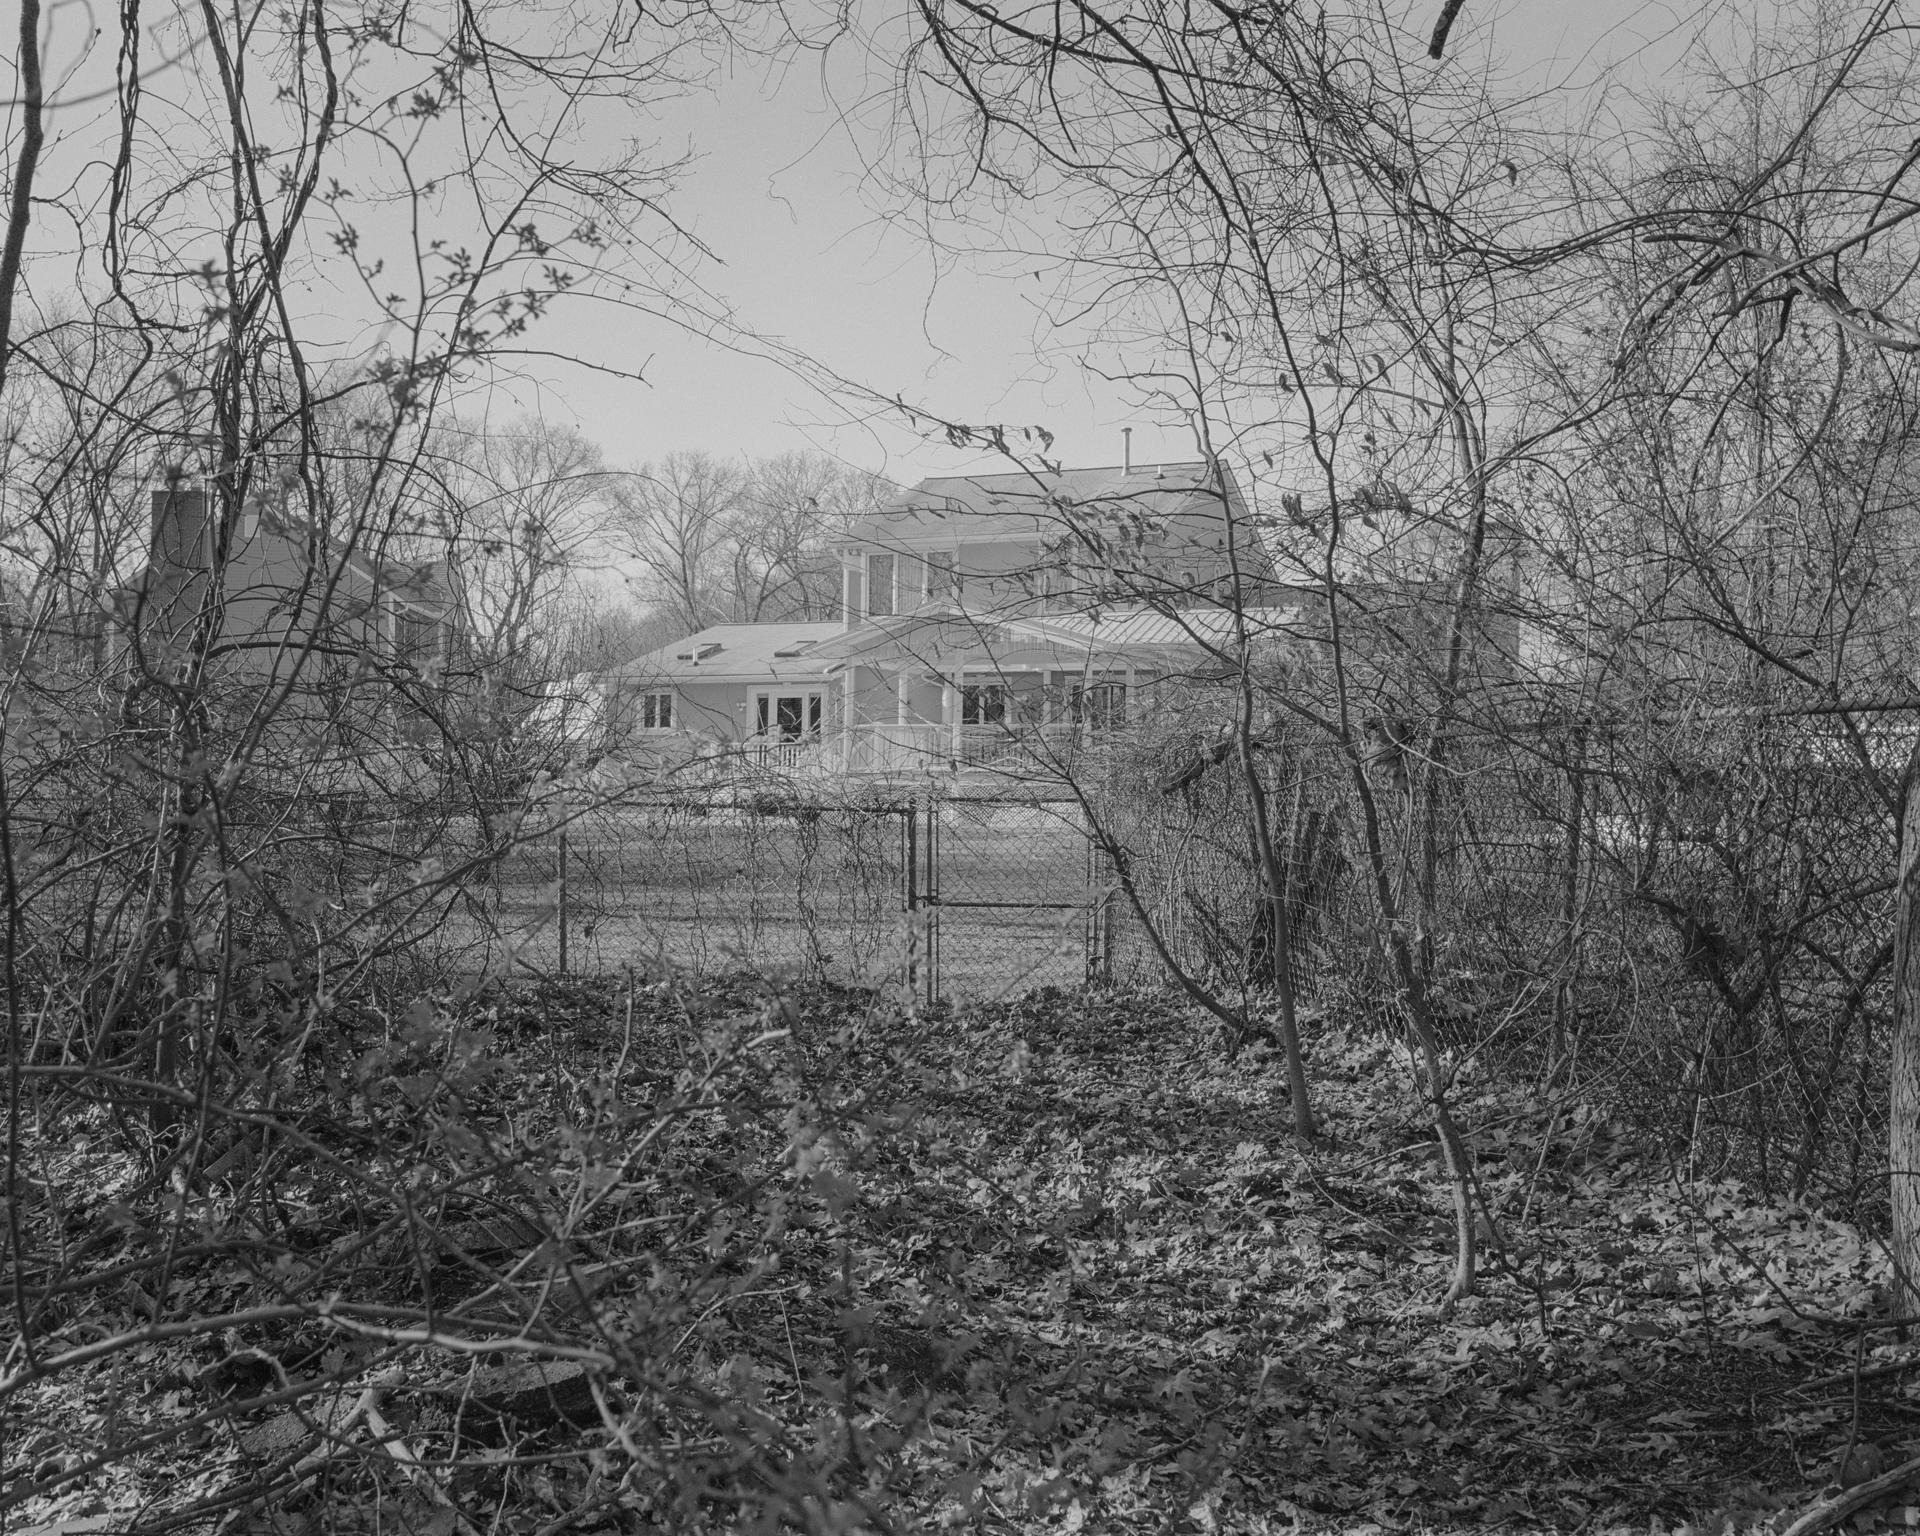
[[13, 0, 1714, 495], [492, 0, 1707, 489]]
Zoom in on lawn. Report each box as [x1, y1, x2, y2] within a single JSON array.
[[447, 801, 1113, 999]]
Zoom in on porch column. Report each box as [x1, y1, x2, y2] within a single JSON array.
[[896, 670, 911, 726], [941, 675, 959, 766], [840, 668, 855, 771]]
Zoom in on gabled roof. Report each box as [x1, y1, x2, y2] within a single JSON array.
[[610, 621, 844, 685], [844, 462, 1278, 587], [141, 487, 456, 615]]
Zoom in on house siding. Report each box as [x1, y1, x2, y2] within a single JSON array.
[[612, 464, 1286, 775]]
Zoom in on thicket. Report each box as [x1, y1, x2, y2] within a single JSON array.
[[11, 0, 1920, 1530], [877, 0, 1920, 1302]]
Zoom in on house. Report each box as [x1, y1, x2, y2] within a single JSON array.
[[606, 461, 1298, 781], [119, 486, 461, 768], [129, 485, 455, 665]]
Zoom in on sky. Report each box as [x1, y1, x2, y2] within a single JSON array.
[[8, 0, 1716, 496], [497, 0, 1708, 489]]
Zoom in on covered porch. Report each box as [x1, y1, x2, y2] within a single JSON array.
[[796, 611, 1169, 779]]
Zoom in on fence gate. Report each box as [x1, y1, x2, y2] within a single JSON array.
[[904, 796, 1111, 1004]]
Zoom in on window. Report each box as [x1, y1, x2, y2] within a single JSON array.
[[756, 691, 823, 740], [961, 684, 1007, 726], [925, 550, 958, 605], [1073, 681, 1127, 732], [866, 553, 895, 617], [1041, 563, 1077, 614], [639, 691, 673, 730], [392, 605, 440, 667]]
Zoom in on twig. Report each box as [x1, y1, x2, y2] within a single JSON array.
[[1780, 1454, 1920, 1536], [1788, 1355, 1920, 1396], [1297, 1161, 1412, 1252], [363, 1392, 484, 1536], [1836, 1324, 1867, 1489]]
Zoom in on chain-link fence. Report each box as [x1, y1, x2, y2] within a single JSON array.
[[466, 790, 1102, 1002], [442, 706, 1905, 1210], [1085, 707, 1910, 1211], [915, 796, 1102, 999], [469, 794, 912, 985]]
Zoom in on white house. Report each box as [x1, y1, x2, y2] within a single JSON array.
[[606, 460, 1297, 781]]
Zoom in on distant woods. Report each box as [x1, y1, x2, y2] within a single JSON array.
[[610, 449, 894, 633], [428, 422, 893, 681]]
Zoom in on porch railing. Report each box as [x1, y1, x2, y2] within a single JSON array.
[[712, 722, 1107, 779], [838, 722, 1087, 775]]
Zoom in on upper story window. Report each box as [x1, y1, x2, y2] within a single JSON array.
[[866, 553, 895, 617], [638, 691, 673, 730], [391, 602, 442, 668], [924, 550, 959, 605]]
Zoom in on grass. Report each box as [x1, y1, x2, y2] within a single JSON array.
[[457, 801, 1114, 1000]]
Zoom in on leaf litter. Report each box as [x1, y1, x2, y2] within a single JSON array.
[[3, 977, 1913, 1534]]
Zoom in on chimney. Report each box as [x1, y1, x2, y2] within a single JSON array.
[[151, 487, 211, 570], [146, 485, 212, 643], [1122, 427, 1133, 475]]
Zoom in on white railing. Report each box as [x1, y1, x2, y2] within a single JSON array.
[[838, 722, 1088, 775], [685, 723, 1108, 780], [840, 723, 946, 774], [752, 737, 814, 770]]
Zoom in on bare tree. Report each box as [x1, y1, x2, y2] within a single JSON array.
[[878, 0, 1570, 1301], [612, 450, 747, 631], [875, 0, 1920, 1302], [615, 449, 889, 628], [435, 416, 619, 677], [732, 452, 890, 621], [0, 0, 843, 1519]]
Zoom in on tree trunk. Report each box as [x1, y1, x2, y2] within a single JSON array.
[[1888, 743, 1920, 1306], [1238, 735, 1316, 1138]]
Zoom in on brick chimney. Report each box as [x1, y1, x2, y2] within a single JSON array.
[[151, 486, 211, 571], [144, 486, 214, 642]]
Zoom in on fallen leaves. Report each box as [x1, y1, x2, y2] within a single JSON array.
[[3, 977, 1913, 1533]]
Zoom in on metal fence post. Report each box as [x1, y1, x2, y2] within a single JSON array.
[[903, 801, 918, 998], [558, 824, 569, 977], [1086, 803, 1112, 986], [925, 796, 940, 1007]]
